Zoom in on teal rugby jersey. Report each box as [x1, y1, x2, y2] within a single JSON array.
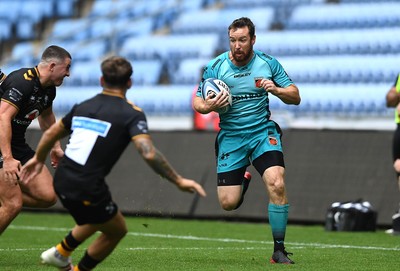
[[197, 50, 293, 130]]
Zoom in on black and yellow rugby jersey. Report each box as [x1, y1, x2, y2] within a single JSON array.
[[0, 67, 56, 143], [54, 90, 149, 201]]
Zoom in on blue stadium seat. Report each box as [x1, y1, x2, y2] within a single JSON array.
[[53, 86, 99, 115], [10, 42, 36, 66], [67, 58, 163, 87], [130, 59, 163, 86], [16, 19, 36, 40], [55, 0, 77, 17], [179, 0, 204, 11], [88, 18, 115, 39], [54, 84, 194, 117], [88, 0, 169, 19], [256, 28, 400, 56], [171, 7, 274, 34], [68, 60, 102, 86], [0, 19, 12, 40], [170, 58, 209, 85], [49, 18, 90, 41], [278, 55, 398, 84], [293, 83, 390, 117], [89, 17, 154, 43], [0, 0, 21, 23], [115, 17, 154, 44], [220, 0, 315, 8], [120, 34, 219, 61], [20, 0, 54, 24], [126, 85, 194, 116], [89, 0, 129, 17], [287, 2, 400, 29], [72, 40, 109, 62]]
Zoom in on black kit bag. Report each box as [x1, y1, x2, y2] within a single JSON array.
[[325, 199, 378, 232]]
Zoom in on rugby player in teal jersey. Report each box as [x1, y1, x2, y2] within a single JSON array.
[[193, 17, 300, 264]]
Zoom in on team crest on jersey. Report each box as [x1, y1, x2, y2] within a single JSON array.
[[254, 77, 264, 88], [268, 136, 278, 145]]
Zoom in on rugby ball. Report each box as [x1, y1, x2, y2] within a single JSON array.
[[201, 78, 232, 113]]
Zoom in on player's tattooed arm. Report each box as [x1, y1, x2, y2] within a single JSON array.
[[135, 137, 181, 184]]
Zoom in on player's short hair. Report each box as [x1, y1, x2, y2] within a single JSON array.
[[101, 56, 133, 88], [41, 45, 72, 63], [228, 17, 255, 38]]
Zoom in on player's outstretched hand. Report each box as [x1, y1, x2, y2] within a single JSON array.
[[50, 147, 64, 169], [19, 157, 44, 185], [176, 177, 207, 197]]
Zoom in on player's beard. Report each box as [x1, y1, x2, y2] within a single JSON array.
[[232, 47, 253, 65]]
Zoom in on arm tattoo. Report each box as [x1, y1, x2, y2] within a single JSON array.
[[138, 140, 179, 183]]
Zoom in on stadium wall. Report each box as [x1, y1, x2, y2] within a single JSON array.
[[24, 128, 398, 226]]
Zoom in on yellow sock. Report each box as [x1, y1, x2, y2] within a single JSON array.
[[56, 243, 71, 257]]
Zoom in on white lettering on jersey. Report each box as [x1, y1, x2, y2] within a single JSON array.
[[65, 116, 111, 165]]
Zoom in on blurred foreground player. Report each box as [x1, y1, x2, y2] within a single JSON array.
[[385, 73, 400, 235], [0, 69, 6, 84], [21, 56, 206, 270], [0, 46, 71, 234], [193, 17, 300, 264]]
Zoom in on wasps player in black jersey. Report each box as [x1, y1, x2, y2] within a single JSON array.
[[0, 69, 6, 84], [0, 45, 71, 234], [21, 56, 206, 270]]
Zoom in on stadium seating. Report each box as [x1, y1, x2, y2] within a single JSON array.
[[286, 2, 400, 29], [130, 59, 164, 86], [0, 0, 399, 120], [9, 42, 36, 66], [170, 58, 209, 85], [0, 1, 27, 23], [55, 0, 78, 17], [277, 55, 398, 84], [67, 60, 102, 86], [0, 19, 12, 40], [49, 18, 91, 42], [255, 28, 400, 56], [220, 0, 323, 7], [170, 7, 274, 34], [270, 83, 391, 117], [66, 58, 163, 87], [120, 34, 219, 60], [54, 84, 194, 116]]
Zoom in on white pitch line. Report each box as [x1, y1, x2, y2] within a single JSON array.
[[6, 225, 400, 252]]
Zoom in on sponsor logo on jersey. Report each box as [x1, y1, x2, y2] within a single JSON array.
[[232, 93, 264, 101], [25, 109, 40, 120], [13, 118, 32, 126], [233, 72, 251, 78], [8, 88, 23, 102], [72, 117, 111, 136], [137, 120, 148, 133]]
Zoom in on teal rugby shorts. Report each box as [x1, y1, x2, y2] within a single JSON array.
[[215, 120, 283, 173]]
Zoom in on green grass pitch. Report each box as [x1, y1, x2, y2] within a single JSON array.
[[0, 211, 399, 270]]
